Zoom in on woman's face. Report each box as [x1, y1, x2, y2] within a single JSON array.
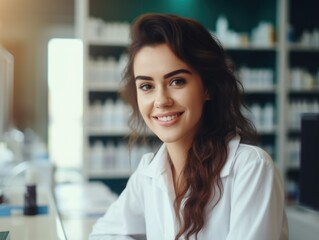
[[133, 44, 208, 146]]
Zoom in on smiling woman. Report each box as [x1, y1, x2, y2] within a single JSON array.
[[89, 13, 288, 240]]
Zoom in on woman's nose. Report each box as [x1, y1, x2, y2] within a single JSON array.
[[154, 90, 174, 108]]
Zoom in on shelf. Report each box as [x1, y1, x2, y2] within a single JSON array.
[[286, 161, 300, 169], [87, 81, 120, 91], [289, 89, 319, 95], [256, 127, 277, 135], [88, 169, 132, 178], [288, 128, 300, 134], [244, 86, 276, 94], [87, 42, 279, 51], [86, 40, 279, 52], [288, 44, 319, 52], [225, 45, 277, 51], [88, 127, 156, 137], [88, 38, 129, 47], [88, 127, 130, 136]]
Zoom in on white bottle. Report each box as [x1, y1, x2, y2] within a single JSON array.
[[105, 142, 115, 169], [251, 104, 262, 130], [103, 99, 114, 130], [116, 100, 128, 132], [216, 16, 229, 45], [91, 101, 103, 127], [116, 142, 129, 171], [113, 100, 122, 131], [262, 103, 274, 131], [90, 141, 105, 170]]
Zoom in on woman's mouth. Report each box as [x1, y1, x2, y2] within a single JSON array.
[[153, 112, 183, 125], [157, 113, 180, 122]]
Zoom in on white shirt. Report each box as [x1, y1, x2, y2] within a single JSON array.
[[89, 135, 288, 240]]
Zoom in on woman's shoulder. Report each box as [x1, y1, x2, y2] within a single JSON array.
[[233, 143, 275, 170]]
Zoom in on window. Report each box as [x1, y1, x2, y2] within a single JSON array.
[[48, 39, 83, 169]]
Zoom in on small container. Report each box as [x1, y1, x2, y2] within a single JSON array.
[[0, 191, 4, 204], [23, 167, 37, 216]]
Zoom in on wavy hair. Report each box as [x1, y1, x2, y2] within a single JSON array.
[[120, 13, 257, 240]]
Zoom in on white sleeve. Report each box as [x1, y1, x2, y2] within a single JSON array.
[[89, 167, 146, 240], [226, 148, 288, 240]]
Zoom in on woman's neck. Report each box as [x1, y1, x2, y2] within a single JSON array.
[[166, 142, 190, 195]]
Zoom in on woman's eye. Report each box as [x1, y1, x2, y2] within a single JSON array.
[[139, 83, 153, 91], [170, 78, 186, 86]]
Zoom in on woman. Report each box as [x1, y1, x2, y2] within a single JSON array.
[[89, 13, 288, 240]]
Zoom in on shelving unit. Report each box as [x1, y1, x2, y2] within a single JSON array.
[[75, 0, 319, 196], [228, 45, 279, 163], [284, 0, 319, 201]]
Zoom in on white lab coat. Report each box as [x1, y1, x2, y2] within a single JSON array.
[[89, 135, 288, 240]]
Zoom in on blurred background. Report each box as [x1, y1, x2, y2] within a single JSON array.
[[0, 0, 319, 239], [0, 0, 74, 138]]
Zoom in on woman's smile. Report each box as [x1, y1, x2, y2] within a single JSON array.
[[153, 112, 184, 126]]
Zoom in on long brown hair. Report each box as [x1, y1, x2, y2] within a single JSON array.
[[120, 13, 256, 240]]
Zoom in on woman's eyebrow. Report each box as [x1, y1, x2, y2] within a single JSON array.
[[134, 75, 153, 81], [135, 69, 192, 81], [163, 69, 192, 79]]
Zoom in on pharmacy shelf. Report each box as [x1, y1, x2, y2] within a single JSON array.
[[77, 0, 284, 181], [244, 87, 276, 93], [88, 127, 130, 136], [257, 127, 278, 135], [88, 128, 155, 138], [289, 90, 319, 93], [88, 42, 277, 51], [76, 0, 319, 196], [87, 82, 120, 92], [225, 45, 277, 51], [288, 44, 319, 52], [88, 39, 129, 46], [284, 0, 319, 201]]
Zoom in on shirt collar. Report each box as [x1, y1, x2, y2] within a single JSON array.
[[140, 135, 241, 178], [220, 134, 241, 177], [140, 143, 169, 178]]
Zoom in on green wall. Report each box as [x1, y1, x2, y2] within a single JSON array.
[[90, 0, 277, 33]]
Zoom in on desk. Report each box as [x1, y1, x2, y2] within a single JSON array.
[[0, 187, 66, 240], [55, 182, 117, 240], [287, 206, 319, 240]]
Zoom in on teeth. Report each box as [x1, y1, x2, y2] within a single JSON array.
[[157, 114, 178, 122]]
